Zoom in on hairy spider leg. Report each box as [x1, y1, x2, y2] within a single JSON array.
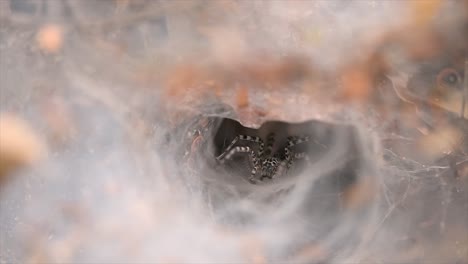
[[284, 135, 310, 169], [263, 132, 276, 156], [217, 135, 264, 161], [294, 152, 310, 161], [272, 159, 288, 180], [217, 145, 260, 180], [217, 145, 260, 183]]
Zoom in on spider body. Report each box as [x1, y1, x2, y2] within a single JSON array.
[[259, 156, 280, 180], [217, 133, 310, 184]]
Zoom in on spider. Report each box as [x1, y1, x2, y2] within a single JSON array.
[[216, 132, 310, 184]]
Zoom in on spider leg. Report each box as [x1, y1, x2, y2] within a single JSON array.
[[294, 152, 309, 160], [247, 150, 261, 183], [218, 146, 251, 162], [286, 135, 310, 148], [272, 160, 288, 180], [217, 135, 264, 161], [218, 145, 260, 168], [263, 132, 276, 156], [217, 144, 261, 184], [285, 151, 311, 171], [284, 135, 310, 169]]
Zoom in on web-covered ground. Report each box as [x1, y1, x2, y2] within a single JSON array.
[[0, 1, 467, 263]]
